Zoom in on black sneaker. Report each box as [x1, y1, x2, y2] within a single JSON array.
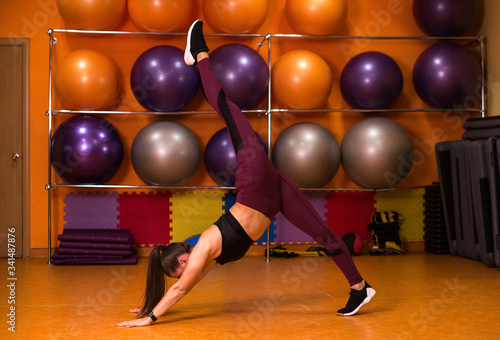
[[185, 20, 209, 66], [337, 282, 376, 316]]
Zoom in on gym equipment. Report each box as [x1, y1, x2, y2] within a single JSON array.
[[468, 140, 496, 266], [435, 116, 500, 267], [54, 49, 120, 111], [272, 50, 333, 110], [272, 122, 341, 188], [56, 0, 127, 30], [341, 117, 414, 189], [127, 0, 194, 32], [424, 183, 450, 254], [202, 0, 268, 33], [204, 128, 267, 187], [51, 115, 124, 184], [130, 45, 200, 112], [53, 229, 136, 265], [413, 0, 478, 36], [367, 211, 404, 255], [435, 142, 458, 256], [285, 0, 348, 35], [413, 41, 481, 109], [210, 44, 268, 110], [266, 246, 341, 258], [131, 120, 201, 186], [340, 51, 403, 109]]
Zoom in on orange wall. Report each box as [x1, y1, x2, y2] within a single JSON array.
[[0, 0, 487, 249]]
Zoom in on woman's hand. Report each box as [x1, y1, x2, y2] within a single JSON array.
[[129, 308, 141, 313], [117, 317, 153, 328]]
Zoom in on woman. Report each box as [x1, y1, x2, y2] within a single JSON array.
[[118, 20, 375, 328]]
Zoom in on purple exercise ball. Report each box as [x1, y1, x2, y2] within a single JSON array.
[[340, 51, 403, 110], [130, 45, 200, 112], [204, 128, 267, 186], [413, 0, 478, 37], [51, 115, 124, 184], [210, 43, 268, 110], [413, 41, 481, 109]]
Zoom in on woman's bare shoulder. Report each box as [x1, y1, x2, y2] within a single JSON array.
[[194, 225, 222, 261]]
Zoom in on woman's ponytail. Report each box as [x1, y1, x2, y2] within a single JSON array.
[[138, 242, 194, 317], [139, 245, 166, 317]]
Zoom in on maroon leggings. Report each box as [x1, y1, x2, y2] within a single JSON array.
[[197, 58, 363, 286]]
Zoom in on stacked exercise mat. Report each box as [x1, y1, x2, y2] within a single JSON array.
[[52, 229, 137, 265], [424, 183, 449, 254], [435, 116, 500, 267]]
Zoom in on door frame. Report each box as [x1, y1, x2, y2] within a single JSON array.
[[1, 38, 30, 258]]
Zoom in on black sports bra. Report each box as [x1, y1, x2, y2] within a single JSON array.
[[214, 211, 254, 265]]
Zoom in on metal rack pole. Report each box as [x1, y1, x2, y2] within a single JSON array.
[[480, 36, 486, 118], [266, 33, 272, 262], [46, 29, 55, 264]]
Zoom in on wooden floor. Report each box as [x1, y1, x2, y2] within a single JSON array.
[[2, 251, 500, 339]]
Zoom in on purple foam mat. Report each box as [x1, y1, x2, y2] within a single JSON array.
[[63, 192, 119, 229], [57, 247, 132, 256], [58, 228, 131, 243], [275, 192, 326, 244], [58, 237, 133, 250], [53, 253, 137, 265], [52, 249, 124, 259]]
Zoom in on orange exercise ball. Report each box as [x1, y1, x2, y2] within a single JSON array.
[[56, 0, 127, 30], [272, 50, 333, 110], [128, 0, 194, 32], [285, 0, 348, 35], [54, 50, 120, 111], [203, 0, 269, 33]]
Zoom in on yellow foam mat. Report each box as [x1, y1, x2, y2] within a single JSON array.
[[375, 189, 425, 242], [170, 191, 224, 242]]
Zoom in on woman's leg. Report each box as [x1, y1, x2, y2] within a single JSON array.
[[278, 173, 376, 316], [278, 173, 363, 286], [196, 58, 260, 153]]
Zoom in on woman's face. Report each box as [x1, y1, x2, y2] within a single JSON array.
[[168, 254, 190, 279]]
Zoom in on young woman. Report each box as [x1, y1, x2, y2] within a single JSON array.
[[118, 20, 375, 328]]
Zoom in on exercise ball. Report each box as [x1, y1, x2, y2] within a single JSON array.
[[131, 120, 201, 186], [184, 234, 201, 246], [56, 0, 126, 30], [210, 44, 268, 110], [342, 233, 363, 256], [340, 51, 403, 110], [51, 115, 124, 184], [54, 50, 120, 111], [203, 0, 268, 33], [413, 42, 481, 109], [128, 0, 194, 32], [285, 0, 348, 35], [413, 0, 478, 36], [272, 50, 333, 110], [272, 122, 340, 188], [341, 117, 414, 189], [130, 45, 200, 112], [204, 128, 267, 187]]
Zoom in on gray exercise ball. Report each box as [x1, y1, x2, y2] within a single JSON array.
[[272, 122, 341, 187], [341, 117, 414, 189], [131, 120, 201, 186]]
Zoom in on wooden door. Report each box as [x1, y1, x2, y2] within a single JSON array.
[[0, 38, 30, 258]]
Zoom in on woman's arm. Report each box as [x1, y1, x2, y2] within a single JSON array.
[[118, 229, 220, 327], [127, 261, 215, 315]]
